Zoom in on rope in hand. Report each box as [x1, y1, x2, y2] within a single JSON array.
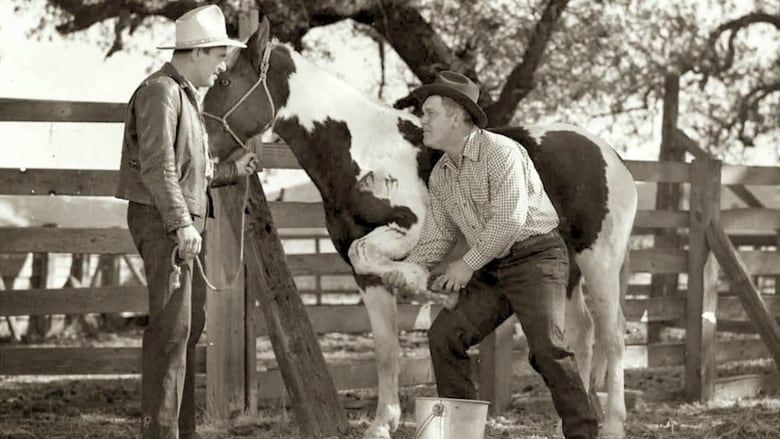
[[169, 173, 251, 293]]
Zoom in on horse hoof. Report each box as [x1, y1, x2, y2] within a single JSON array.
[[599, 425, 624, 439], [363, 425, 391, 439]]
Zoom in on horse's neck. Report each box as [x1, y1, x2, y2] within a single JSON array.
[[268, 49, 439, 200]]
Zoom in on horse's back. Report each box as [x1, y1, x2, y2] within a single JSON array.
[[492, 124, 635, 255]]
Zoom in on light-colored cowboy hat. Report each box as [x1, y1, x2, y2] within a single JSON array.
[[413, 71, 488, 128], [157, 5, 247, 50]]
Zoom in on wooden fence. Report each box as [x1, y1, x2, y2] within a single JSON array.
[[2, 97, 780, 413]]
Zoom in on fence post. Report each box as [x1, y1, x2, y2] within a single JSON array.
[[27, 223, 57, 341], [685, 157, 721, 402], [478, 318, 514, 412], [650, 72, 684, 343], [202, 8, 261, 421], [240, 7, 259, 417]]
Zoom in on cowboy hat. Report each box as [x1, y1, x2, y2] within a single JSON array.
[[157, 5, 246, 50], [413, 71, 488, 128]]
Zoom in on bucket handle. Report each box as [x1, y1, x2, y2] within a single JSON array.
[[414, 402, 445, 439]]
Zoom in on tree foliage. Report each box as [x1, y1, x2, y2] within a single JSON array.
[[14, 0, 780, 160]]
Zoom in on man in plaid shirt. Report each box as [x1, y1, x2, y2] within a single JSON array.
[[383, 71, 598, 438]]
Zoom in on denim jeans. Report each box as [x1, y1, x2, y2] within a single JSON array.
[[127, 202, 206, 439], [428, 230, 598, 439]]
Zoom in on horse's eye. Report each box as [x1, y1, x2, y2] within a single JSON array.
[[219, 79, 230, 87]]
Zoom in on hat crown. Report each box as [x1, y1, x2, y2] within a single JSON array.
[[412, 70, 487, 128], [175, 5, 228, 46], [432, 71, 480, 104], [157, 5, 245, 50]]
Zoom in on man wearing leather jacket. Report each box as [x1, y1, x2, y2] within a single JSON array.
[[115, 5, 256, 439]]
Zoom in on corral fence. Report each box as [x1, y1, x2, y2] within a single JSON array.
[[1, 96, 779, 417]]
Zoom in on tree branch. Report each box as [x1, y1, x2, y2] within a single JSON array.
[[484, 0, 569, 126], [51, 0, 199, 33], [703, 11, 780, 79], [735, 79, 780, 146]]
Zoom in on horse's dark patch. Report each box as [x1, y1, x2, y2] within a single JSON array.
[[266, 45, 295, 110], [275, 116, 419, 262], [397, 118, 442, 186], [493, 127, 609, 253], [355, 274, 384, 290]]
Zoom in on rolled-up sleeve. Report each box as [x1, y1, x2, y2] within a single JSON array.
[[135, 81, 193, 232], [405, 187, 459, 271]]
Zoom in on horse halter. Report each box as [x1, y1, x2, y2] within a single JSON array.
[[203, 39, 278, 151]]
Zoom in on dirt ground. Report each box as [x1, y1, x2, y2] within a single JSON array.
[[2, 330, 779, 439]]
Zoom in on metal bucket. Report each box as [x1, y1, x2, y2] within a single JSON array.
[[414, 397, 490, 439]]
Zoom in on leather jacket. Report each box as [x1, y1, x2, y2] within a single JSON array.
[[116, 63, 238, 232]]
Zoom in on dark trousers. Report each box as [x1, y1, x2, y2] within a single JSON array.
[[428, 230, 598, 439], [127, 202, 206, 439]]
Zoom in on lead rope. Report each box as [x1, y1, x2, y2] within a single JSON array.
[[169, 176, 251, 293], [171, 40, 277, 292]]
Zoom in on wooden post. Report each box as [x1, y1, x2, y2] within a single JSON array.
[[650, 72, 684, 344], [224, 174, 350, 436], [478, 318, 514, 412], [64, 253, 99, 336], [241, 6, 259, 417], [706, 219, 780, 372], [204, 184, 248, 420], [244, 253, 258, 416], [202, 8, 262, 421], [99, 255, 125, 331], [0, 277, 20, 341], [685, 157, 721, 402], [27, 223, 57, 341]]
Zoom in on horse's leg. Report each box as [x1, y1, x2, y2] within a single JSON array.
[[577, 250, 627, 439], [362, 284, 401, 439], [348, 226, 428, 291]]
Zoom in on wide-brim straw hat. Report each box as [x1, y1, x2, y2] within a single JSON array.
[[157, 5, 246, 50], [413, 71, 488, 128]]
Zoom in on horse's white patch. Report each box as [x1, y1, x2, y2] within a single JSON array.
[[280, 51, 431, 243]]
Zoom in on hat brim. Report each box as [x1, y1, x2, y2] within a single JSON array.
[[157, 38, 247, 50], [413, 84, 487, 128]]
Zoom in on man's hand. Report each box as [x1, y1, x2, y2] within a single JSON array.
[[176, 225, 202, 259], [234, 151, 258, 176], [431, 259, 474, 293]]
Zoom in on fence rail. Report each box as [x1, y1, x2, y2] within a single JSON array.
[[2, 97, 779, 407]]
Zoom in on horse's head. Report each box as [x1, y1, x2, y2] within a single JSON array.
[[203, 16, 292, 161]]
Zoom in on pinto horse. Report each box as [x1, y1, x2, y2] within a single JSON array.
[[203, 18, 637, 439]]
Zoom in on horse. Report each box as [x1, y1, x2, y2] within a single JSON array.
[[203, 18, 637, 439]]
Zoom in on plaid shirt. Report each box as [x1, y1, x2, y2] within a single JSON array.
[[406, 128, 559, 271]]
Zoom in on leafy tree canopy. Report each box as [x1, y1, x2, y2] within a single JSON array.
[[13, 0, 780, 160]]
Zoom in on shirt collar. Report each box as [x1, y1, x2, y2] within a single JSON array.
[[161, 62, 202, 104], [462, 126, 482, 162], [440, 126, 482, 171]]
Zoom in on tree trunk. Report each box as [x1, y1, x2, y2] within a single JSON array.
[[649, 72, 684, 343]]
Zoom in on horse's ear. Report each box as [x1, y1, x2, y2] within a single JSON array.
[[257, 16, 270, 46], [225, 45, 242, 70], [247, 16, 271, 70]]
